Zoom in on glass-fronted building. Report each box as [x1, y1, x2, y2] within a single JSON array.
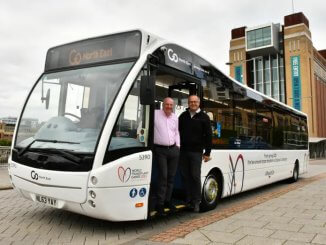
[[232, 23, 286, 103], [229, 12, 326, 158]]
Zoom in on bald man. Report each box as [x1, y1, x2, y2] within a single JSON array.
[[179, 95, 212, 212], [153, 97, 180, 215]]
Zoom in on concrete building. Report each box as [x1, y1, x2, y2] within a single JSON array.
[[0, 117, 39, 144], [229, 12, 326, 159], [0, 119, 15, 142]]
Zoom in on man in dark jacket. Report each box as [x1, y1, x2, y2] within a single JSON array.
[[179, 95, 212, 212]]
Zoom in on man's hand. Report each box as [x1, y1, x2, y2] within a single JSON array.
[[202, 155, 211, 162]]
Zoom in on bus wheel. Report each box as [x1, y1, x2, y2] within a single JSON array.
[[289, 164, 299, 183], [201, 174, 221, 211]]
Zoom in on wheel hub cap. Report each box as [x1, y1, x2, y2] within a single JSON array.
[[204, 178, 218, 204]]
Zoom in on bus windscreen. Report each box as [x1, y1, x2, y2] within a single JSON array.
[[45, 31, 141, 71]]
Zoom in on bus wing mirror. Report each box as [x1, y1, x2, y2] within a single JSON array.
[[140, 76, 155, 105], [41, 88, 51, 109]]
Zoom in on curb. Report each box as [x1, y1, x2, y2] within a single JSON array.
[[0, 186, 13, 190]]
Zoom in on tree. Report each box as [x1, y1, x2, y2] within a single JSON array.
[[0, 139, 11, 146]]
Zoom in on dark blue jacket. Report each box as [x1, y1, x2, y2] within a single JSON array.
[[179, 109, 212, 156]]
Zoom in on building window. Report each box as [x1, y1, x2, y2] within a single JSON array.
[[271, 55, 279, 101], [247, 54, 285, 103], [256, 58, 263, 92], [279, 55, 285, 103], [247, 26, 272, 49], [264, 57, 271, 96], [248, 60, 255, 89]]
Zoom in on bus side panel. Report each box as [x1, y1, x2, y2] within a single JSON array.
[[84, 151, 152, 221], [82, 185, 149, 221], [9, 162, 89, 203], [205, 150, 307, 199], [301, 152, 309, 174], [88, 151, 152, 188]]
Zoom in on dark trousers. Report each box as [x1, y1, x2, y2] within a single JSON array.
[[154, 146, 179, 206], [180, 151, 202, 204]]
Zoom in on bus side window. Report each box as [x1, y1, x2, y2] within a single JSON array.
[[272, 109, 285, 149], [300, 117, 308, 149], [233, 93, 256, 149], [202, 77, 235, 149], [256, 102, 273, 149], [105, 74, 150, 162]]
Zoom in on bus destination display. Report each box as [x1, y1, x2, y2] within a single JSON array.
[[45, 31, 141, 71]]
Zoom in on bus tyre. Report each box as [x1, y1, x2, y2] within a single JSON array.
[[201, 174, 221, 211], [289, 164, 299, 183]]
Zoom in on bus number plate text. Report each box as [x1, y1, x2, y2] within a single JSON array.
[[36, 195, 57, 207]]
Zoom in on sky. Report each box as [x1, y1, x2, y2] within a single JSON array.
[[0, 0, 325, 118]]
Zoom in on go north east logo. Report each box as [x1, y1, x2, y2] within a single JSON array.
[[167, 48, 179, 63], [118, 166, 131, 183]]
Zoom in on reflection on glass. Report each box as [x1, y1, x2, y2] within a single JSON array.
[[264, 82, 271, 96], [109, 78, 149, 152], [272, 68, 278, 82], [15, 62, 134, 153], [246, 26, 272, 49], [264, 69, 271, 83]]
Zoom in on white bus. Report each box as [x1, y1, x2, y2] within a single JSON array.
[[9, 30, 309, 221]]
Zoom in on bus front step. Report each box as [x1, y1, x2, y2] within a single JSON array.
[[149, 204, 186, 217]]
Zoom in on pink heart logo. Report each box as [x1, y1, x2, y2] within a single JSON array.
[[118, 166, 131, 183]]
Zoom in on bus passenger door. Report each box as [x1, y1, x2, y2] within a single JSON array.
[[150, 68, 202, 208]]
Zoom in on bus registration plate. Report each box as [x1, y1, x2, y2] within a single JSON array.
[[36, 195, 57, 207]]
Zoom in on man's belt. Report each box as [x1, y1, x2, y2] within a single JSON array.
[[154, 144, 176, 149]]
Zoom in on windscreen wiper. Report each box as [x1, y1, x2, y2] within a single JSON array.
[[40, 148, 82, 164], [18, 139, 79, 157]]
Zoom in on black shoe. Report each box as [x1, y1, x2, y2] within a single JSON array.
[[156, 205, 166, 216], [193, 203, 200, 213], [165, 202, 177, 212]]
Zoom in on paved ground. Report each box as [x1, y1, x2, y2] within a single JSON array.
[[151, 173, 326, 244], [0, 167, 11, 190], [0, 160, 326, 244]]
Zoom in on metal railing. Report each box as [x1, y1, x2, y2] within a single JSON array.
[[0, 146, 10, 168]]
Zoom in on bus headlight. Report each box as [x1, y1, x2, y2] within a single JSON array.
[[90, 176, 98, 185], [88, 200, 96, 208], [89, 190, 96, 199]]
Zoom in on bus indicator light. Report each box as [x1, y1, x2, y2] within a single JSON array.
[[135, 203, 143, 208], [88, 200, 96, 208], [91, 176, 98, 185], [89, 190, 96, 199]]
